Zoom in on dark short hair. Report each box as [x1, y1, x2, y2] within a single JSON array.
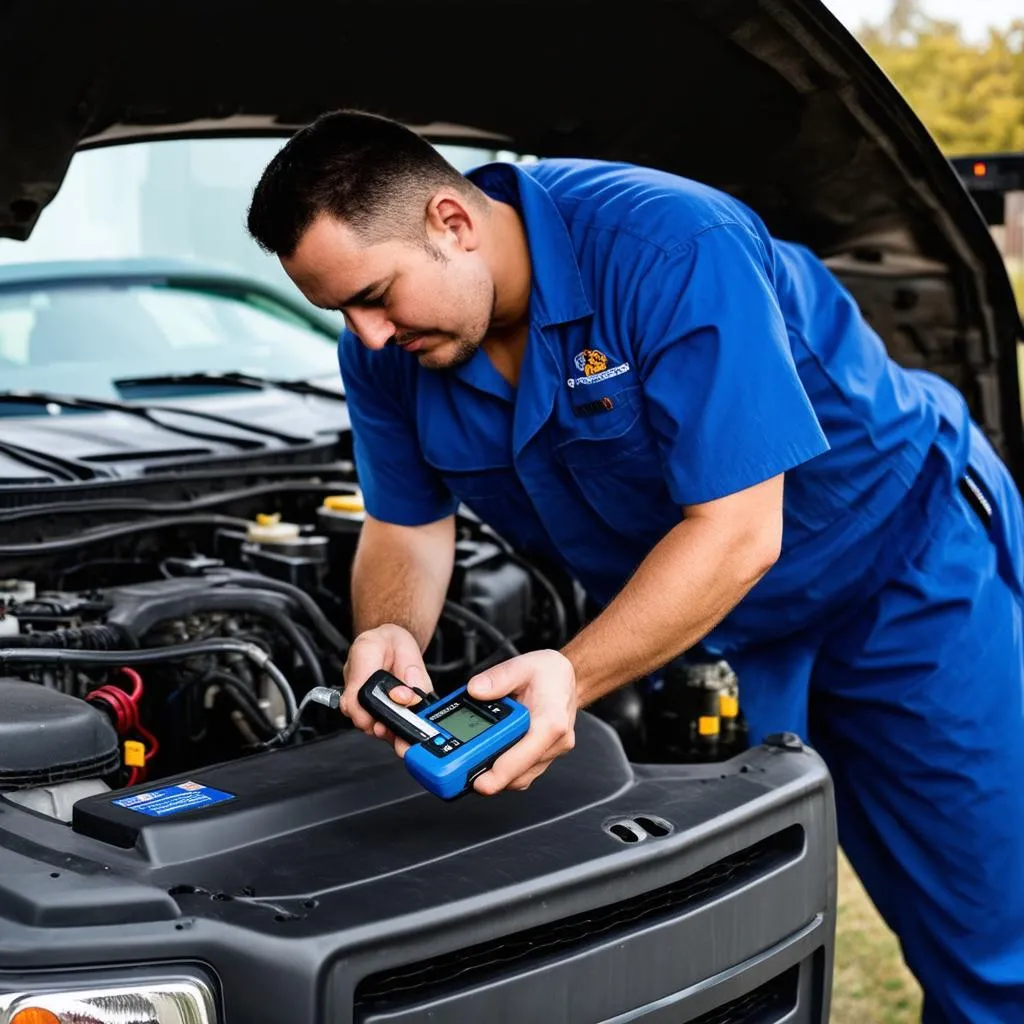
[[247, 109, 480, 257]]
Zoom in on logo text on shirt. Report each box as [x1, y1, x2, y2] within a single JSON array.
[[567, 348, 631, 389]]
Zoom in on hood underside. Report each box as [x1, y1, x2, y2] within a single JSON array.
[[2, 0, 1022, 475]]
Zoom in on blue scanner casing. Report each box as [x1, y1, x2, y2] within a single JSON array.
[[357, 669, 530, 800]]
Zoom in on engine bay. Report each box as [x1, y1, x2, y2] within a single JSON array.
[[0, 474, 750, 821]]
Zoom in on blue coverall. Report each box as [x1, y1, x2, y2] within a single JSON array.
[[338, 158, 1024, 1023]]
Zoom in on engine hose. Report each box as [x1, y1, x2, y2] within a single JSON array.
[[251, 606, 326, 691], [256, 685, 341, 750], [0, 638, 299, 722], [0, 623, 135, 650], [506, 552, 569, 646], [441, 600, 520, 659], [0, 514, 253, 557], [475, 524, 569, 646], [209, 574, 350, 657], [185, 669, 277, 740]]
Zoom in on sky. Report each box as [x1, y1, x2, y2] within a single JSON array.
[[823, 0, 1021, 41]]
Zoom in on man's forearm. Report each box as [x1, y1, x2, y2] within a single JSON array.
[[563, 514, 779, 707], [351, 515, 455, 650]]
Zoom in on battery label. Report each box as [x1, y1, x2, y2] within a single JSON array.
[[112, 780, 235, 817]]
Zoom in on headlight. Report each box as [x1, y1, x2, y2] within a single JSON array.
[[0, 979, 215, 1024]]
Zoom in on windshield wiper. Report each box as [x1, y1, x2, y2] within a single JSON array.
[[115, 371, 346, 403], [0, 438, 101, 482], [0, 391, 312, 449]]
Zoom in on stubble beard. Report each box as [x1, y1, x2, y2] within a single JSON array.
[[418, 285, 498, 372]]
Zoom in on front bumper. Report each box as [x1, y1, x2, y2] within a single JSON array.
[[0, 714, 836, 1023]]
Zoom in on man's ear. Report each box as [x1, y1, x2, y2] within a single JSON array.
[[425, 193, 480, 252]]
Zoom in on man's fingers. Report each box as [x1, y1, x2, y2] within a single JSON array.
[[342, 632, 389, 731], [473, 721, 573, 796], [341, 625, 432, 734], [466, 658, 525, 702], [386, 684, 419, 706], [504, 757, 557, 792]]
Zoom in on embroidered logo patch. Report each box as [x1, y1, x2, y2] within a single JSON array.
[[567, 348, 631, 389], [574, 349, 608, 376]]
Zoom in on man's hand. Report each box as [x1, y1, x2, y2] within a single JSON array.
[[464, 649, 578, 795], [341, 623, 431, 752]]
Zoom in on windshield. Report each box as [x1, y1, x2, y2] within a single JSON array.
[[0, 136, 527, 397], [0, 279, 342, 400]]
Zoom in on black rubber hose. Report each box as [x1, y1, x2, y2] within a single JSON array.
[[256, 606, 326, 691], [507, 551, 569, 646], [186, 669, 277, 740], [475, 524, 569, 646], [0, 623, 133, 650], [255, 684, 341, 750], [0, 479, 359, 524], [0, 638, 299, 721], [210, 575, 350, 657], [441, 600, 520, 659], [0, 514, 253, 557]]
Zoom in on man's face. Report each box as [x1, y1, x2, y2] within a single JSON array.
[[281, 204, 496, 371]]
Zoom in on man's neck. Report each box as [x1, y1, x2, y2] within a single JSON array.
[[486, 199, 532, 326], [481, 199, 533, 387], [482, 326, 529, 387]]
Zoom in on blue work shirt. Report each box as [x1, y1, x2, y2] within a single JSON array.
[[337, 159, 972, 652]]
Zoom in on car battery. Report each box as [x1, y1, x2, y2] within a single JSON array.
[[1, 711, 836, 1023]]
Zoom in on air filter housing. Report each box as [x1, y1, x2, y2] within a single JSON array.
[[0, 678, 120, 790]]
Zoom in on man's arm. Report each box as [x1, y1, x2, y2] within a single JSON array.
[[566, 474, 783, 707], [465, 222, 829, 795], [351, 513, 456, 649], [466, 474, 783, 795], [339, 512, 457, 739]]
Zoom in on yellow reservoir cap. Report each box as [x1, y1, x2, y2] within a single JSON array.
[[255, 512, 281, 526], [322, 493, 364, 513], [698, 715, 720, 737], [719, 694, 739, 718]]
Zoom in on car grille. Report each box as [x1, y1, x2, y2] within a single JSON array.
[[354, 824, 804, 1010], [691, 966, 799, 1023]]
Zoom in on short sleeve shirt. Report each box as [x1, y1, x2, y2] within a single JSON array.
[[338, 159, 969, 649]]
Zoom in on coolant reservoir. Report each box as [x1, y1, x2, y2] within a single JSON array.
[[0, 580, 33, 637], [315, 492, 365, 569], [246, 513, 302, 545], [0, 579, 35, 605], [317, 491, 365, 533]]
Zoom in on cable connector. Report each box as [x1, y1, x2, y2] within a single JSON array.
[[306, 686, 342, 711], [256, 685, 343, 749]]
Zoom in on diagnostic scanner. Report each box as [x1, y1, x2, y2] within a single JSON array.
[[358, 669, 530, 800]]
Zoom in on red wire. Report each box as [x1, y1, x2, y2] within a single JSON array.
[[86, 667, 160, 783], [118, 668, 159, 761], [137, 721, 160, 762], [120, 666, 143, 702]]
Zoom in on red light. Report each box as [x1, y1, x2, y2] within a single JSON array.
[[973, 162, 987, 177]]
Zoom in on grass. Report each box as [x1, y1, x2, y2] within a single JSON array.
[[831, 851, 922, 1023]]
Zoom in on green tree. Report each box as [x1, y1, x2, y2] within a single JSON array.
[[859, 4, 1024, 155]]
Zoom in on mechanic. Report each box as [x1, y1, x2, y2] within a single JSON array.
[[247, 110, 1024, 1023]]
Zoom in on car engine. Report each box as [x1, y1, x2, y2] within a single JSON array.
[[0, 472, 749, 822]]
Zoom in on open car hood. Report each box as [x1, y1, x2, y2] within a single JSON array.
[[2, 0, 1022, 477]]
